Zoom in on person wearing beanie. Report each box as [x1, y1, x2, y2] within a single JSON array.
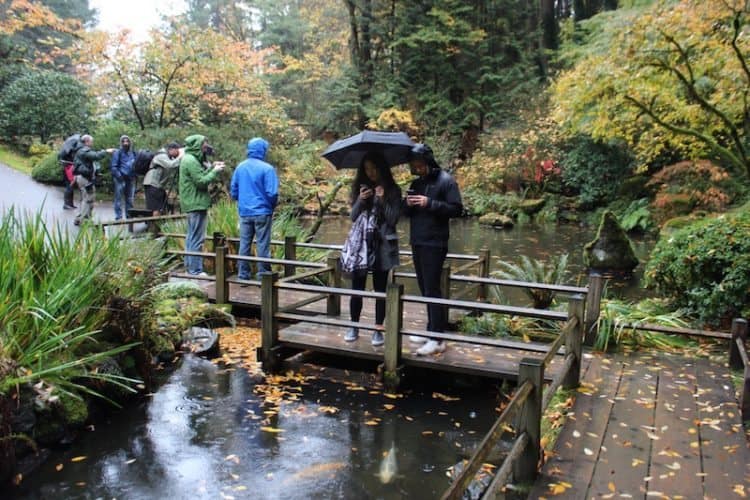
[[402, 143, 463, 356]]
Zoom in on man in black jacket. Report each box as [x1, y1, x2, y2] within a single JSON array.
[[403, 144, 463, 356], [73, 134, 114, 225]]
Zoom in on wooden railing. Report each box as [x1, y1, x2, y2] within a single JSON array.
[[440, 297, 584, 500], [97, 213, 187, 235]]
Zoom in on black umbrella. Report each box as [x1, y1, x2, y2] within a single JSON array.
[[322, 130, 415, 169]]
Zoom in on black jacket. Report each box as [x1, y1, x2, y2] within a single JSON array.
[[73, 146, 107, 181], [402, 168, 463, 248]]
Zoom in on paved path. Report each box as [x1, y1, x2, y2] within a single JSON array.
[[530, 351, 750, 499], [0, 161, 116, 229]]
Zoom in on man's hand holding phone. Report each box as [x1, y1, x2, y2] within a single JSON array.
[[406, 189, 428, 207], [213, 161, 225, 171]]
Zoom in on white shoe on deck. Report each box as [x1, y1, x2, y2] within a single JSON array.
[[416, 340, 446, 356], [409, 335, 427, 345]]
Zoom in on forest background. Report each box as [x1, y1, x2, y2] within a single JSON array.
[[1, 0, 750, 325]]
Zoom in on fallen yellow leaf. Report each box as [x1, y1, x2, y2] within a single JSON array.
[[71, 456, 87, 463], [260, 427, 284, 433], [55, 464, 63, 472]]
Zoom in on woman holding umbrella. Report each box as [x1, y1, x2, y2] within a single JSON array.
[[340, 152, 401, 346]]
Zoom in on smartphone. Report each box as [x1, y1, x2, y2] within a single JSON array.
[[406, 189, 416, 196]]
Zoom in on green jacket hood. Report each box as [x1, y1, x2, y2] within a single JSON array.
[[185, 135, 205, 158]]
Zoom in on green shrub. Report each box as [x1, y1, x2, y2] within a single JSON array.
[[31, 151, 62, 184], [560, 135, 635, 208], [493, 254, 570, 309], [644, 210, 750, 324]]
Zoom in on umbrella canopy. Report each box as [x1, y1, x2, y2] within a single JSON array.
[[322, 130, 415, 169]]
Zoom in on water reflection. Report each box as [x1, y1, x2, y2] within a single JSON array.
[[12, 356, 499, 499]]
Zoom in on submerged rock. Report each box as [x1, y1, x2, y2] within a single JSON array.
[[584, 211, 639, 273], [518, 198, 546, 215], [183, 327, 220, 358], [478, 213, 514, 229]]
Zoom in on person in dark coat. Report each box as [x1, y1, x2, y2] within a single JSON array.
[[341, 152, 401, 346], [402, 143, 463, 356], [72, 134, 115, 225], [110, 135, 136, 220]]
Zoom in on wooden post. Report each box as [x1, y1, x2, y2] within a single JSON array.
[[284, 235, 297, 277], [215, 244, 229, 304], [584, 273, 604, 346], [383, 282, 404, 391], [478, 247, 490, 301], [260, 272, 280, 371], [327, 252, 341, 317], [564, 294, 585, 389], [729, 318, 748, 370], [441, 261, 451, 327], [514, 358, 544, 483]]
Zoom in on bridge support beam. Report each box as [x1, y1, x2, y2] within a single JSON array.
[[259, 271, 281, 372], [284, 236, 297, 277], [584, 273, 604, 346], [326, 253, 341, 317], [564, 294, 585, 389], [383, 282, 404, 391], [514, 357, 544, 484]]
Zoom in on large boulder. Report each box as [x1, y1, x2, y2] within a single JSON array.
[[584, 211, 639, 273], [478, 212, 514, 229]]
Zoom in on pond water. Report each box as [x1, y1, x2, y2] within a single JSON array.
[[11, 218, 655, 499], [11, 356, 500, 499]]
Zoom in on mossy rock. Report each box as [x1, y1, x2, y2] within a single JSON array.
[[59, 393, 88, 427], [660, 214, 703, 236], [518, 198, 546, 215], [478, 212, 514, 228], [583, 211, 639, 272], [151, 281, 208, 301]]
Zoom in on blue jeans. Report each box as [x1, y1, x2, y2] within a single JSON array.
[[113, 176, 135, 220], [238, 214, 273, 279], [185, 210, 208, 275]]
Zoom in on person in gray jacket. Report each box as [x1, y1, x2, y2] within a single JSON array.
[[340, 152, 401, 346], [72, 134, 115, 225], [143, 142, 183, 216]]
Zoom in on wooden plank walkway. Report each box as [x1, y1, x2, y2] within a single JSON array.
[[530, 352, 750, 499], [189, 279, 568, 381]]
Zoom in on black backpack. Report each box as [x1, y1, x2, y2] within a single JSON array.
[[133, 149, 156, 176], [58, 134, 83, 163]]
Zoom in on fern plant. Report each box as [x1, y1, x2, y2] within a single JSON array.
[[492, 253, 570, 309]]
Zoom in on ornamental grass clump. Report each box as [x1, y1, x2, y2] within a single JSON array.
[[0, 208, 167, 399]]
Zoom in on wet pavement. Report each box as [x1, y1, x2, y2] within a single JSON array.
[[0, 161, 117, 230]]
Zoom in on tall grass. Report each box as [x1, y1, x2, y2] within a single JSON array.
[[595, 298, 693, 352], [0, 208, 167, 398]]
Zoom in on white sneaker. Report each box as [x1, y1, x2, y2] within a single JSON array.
[[416, 340, 446, 356], [409, 335, 427, 345]]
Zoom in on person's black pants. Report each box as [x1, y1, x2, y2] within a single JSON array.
[[350, 270, 389, 325], [412, 245, 448, 333]]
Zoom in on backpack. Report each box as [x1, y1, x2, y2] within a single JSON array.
[[133, 149, 156, 176], [58, 134, 83, 163]]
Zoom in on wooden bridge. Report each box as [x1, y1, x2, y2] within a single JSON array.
[[161, 232, 604, 387]]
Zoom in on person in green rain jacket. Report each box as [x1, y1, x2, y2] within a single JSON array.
[[179, 134, 225, 275]]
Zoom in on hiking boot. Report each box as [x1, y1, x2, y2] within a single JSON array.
[[416, 340, 446, 356], [344, 327, 359, 342], [371, 331, 384, 346], [409, 335, 427, 345]]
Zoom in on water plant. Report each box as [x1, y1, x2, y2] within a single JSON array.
[[492, 254, 570, 309]]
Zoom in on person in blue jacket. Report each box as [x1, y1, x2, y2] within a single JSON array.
[[230, 137, 279, 280], [110, 135, 137, 220]]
